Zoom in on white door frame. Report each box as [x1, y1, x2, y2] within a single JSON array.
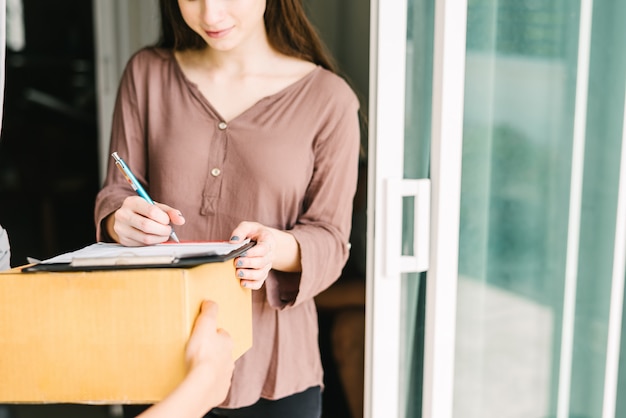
[[365, 0, 467, 417], [421, 0, 467, 417], [364, 1, 409, 417]]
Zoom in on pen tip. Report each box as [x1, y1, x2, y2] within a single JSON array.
[[170, 231, 180, 243]]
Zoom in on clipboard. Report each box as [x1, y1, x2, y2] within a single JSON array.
[[22, 240, 256, 272]]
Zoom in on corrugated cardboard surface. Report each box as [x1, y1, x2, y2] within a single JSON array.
[[0, 261, 252, 404]]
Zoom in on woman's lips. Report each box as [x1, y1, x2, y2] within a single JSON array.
[[205, 27, 233, 39]]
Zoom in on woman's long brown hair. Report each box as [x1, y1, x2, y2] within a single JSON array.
[[157, 0, 337, 73]]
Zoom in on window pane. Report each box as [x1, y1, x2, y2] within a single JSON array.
[[455, 0, 626, 416]]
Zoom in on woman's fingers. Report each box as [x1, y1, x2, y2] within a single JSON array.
[[230, 222, 275, 290], [237, 261, 272, 289], [154, 202, 186, 226], [113, 196, 183, 246]]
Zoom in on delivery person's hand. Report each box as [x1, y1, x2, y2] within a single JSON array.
[[184, 300, 235, 408], [137, 300, 234, 418]]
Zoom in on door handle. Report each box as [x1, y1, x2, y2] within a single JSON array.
[[384, 178, 431, 277]]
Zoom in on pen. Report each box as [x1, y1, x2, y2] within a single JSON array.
[[111, 152, 180, 243]]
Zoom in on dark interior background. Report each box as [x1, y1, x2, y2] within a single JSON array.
[[0, 0, 100, 266]]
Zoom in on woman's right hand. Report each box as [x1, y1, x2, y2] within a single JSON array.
[[106, 196, 185, 246]]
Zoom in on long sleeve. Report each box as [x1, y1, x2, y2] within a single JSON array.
[[266, 96, 361, 309], [94, 51, 149, 240]]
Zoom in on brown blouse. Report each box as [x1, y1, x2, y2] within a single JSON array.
[[94, 48, 361, 408]]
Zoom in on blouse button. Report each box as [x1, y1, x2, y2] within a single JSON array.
[[211, 168, 221, 177], [218, 121, 228, 130]]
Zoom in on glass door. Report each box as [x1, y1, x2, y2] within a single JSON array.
[[367, 0, 626, 417], [454, 1, 626, 417]]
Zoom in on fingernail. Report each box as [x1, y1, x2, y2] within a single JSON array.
[[230, 235, 240, 241], [238, 270, 244, 278], [236, 260, 243, 267]]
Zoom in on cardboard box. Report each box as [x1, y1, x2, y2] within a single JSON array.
[[0, 261, 252, 404]]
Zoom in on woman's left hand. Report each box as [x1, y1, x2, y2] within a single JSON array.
[[229, 221, 275, 290]]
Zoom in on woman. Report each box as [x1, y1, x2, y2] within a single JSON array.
[[94, 0, 361, 416]]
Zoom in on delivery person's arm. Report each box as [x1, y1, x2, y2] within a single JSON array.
[[138, 301, 234, 418]]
